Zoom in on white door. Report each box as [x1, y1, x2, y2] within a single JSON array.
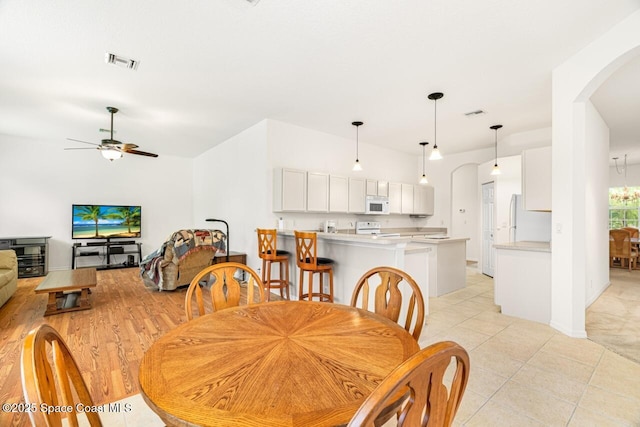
[[482, 182, 495, 277]]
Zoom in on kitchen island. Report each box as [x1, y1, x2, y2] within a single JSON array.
[[407, 236, 470, 297], [277, 231, 429, 308], [277, 230, 469, 312], [494, 241, 551, 324]]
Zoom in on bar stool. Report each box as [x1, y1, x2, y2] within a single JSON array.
[[294, 231, 334, 302], [257, 228, 290, 301]]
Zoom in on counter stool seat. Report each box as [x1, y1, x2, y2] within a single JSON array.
[[294, 231, 334, 302], [257, 229, 290, 301]]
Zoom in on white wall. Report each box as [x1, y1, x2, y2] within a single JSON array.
[[451, 164, 478, 261], [0, 134, 194, 270], [192, 120, 270, 272], [610, 162, 640, 187], [585, 101, 610, 306], [551, 8, 640, 337]]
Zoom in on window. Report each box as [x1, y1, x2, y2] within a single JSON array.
[[609, 187, 640, 229]]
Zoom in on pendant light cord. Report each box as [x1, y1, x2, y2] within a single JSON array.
[[433, 99, 437, 149], [356, 126, 359, 160], [494, 129, 497, 165]]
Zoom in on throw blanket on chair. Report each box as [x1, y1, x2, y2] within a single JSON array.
[[140, 229, 226, 290]]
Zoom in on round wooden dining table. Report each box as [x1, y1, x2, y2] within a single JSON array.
[[138, 300, 420, 427]]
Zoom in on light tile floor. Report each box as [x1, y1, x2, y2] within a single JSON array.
[[419, 267, 640, 426], [586, 267, 640, 364]]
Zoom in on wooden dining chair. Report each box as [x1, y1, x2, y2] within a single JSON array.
[[21, 323, 162, 427], [351, 266, 425, 341], [348, 341, 470, 427], [622, 227, 639, 238], [185, 262, 266, 320], [609, 229, 638, 271]]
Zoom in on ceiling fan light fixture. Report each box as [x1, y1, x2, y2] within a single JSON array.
[[101, 148, 123, 161], [352, 121, 364, 172]]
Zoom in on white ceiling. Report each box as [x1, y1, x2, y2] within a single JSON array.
[[1, 0, 639, 160]]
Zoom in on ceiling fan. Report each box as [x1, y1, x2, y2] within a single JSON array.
[[65, 106, 158, 160]]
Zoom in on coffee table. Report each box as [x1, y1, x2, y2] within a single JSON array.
[[34, 269, 97, 316]]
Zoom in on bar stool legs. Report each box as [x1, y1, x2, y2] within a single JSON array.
[[298, 268, 334, 302], [261, 255, 290, 301]]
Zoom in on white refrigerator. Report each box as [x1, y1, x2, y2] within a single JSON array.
[[509, 194, 551, 242]]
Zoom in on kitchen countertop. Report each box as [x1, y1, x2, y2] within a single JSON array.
[[278, 230, 469, 246], [493, 241, 551, 252]]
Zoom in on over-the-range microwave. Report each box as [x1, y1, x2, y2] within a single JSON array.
[[365, 195, 390, 215]]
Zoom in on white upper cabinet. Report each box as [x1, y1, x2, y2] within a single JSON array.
[[365, 179, 378, 196], [348, 177, 366, 213], [413, 185, 435, 215], [522, 146, 551, 211], [389, 182, 402, 214], [307, 171, 329, 212], [401, 184, 414, 214], [273, 168, 307, 212], [329, 175, 349, 213], [377, 181, 389, 197]]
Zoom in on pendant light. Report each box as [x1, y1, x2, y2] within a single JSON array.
[[490, 124, 503, 176], [428, 92, 444, 160], [352, 121, 363, 171], [419, 142, 429, 184]]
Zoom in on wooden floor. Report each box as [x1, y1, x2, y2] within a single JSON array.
[[0, 268, 280, 426]]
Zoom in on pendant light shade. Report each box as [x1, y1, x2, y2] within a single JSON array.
[[419, 142, 429, 184], [490, 124, 503, 176], [428, 92, 444, 160], [352, 121, 363, 171]]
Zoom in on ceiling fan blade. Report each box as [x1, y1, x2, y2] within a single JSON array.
[[120, 143, 139, 150], [122, 148, 158, 158], [66, 138, 100, 146], [64, 147, 98, 150]]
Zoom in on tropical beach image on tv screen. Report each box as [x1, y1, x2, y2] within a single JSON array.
[[72, 205, 142, 239]]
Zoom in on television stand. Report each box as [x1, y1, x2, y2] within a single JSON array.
[[72, 241, 142, 270]]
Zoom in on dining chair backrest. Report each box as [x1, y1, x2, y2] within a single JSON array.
[[350, 266, 425, 341], [185, 262, 266, 320], [610, 229, 632, 258], [622, 227, 639, 238], [348, 341, 470, 427], [21, 323, 103, 427], [294, 231, 319, 269]]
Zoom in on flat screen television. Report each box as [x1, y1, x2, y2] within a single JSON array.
[[72, 204, 141, 239]]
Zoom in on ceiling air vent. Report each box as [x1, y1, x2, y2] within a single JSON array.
[[464, 110, 485, 117], [105, 53, 140, 70]]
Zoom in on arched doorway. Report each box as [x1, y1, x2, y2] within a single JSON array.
[[551, 10, 640, 337]]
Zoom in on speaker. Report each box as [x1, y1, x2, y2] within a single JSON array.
[[110, 246, 124, 254], [127, 255, 135, 265]]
